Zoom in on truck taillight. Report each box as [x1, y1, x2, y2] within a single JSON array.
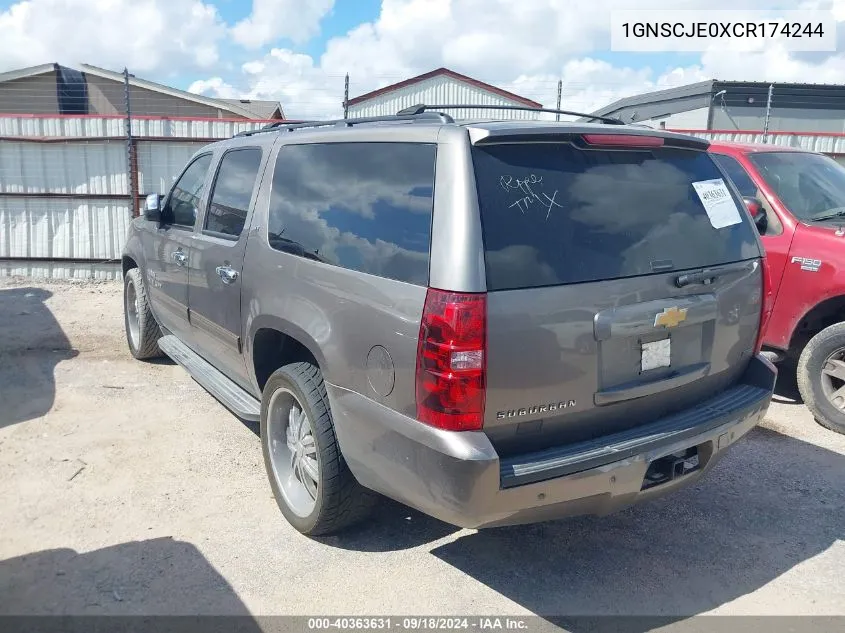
[[415, 289, 486, 431], [756, 257, 775, 354]]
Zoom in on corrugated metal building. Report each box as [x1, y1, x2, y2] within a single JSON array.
[[0, 63, 284, 263], [0, 120, 273, 261], [587, 80, 845, 133], [346, 67, 544, 120], [0, 63, 284, 119], [663, 130, 845, 168]]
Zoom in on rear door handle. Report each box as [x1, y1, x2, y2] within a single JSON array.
[[172, 251, 188, 266], [216, 265, 239, 284]]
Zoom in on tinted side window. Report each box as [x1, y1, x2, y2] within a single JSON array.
[[712, 154, 758, 198], [268, 143, 435, 285], [166, 154, 212, 227], [205, 148, 263, 238]]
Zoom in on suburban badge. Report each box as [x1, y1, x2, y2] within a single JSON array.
[[496, 400, 576, 420]]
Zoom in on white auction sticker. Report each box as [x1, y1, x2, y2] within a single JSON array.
[[692, 178, 742, 229]]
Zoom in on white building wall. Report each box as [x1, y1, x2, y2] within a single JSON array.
[[0, 259, 120, 280], [647, 107, 709, 130], [136, 141, 208, 195], [0, 141, 128, 194], [348, 76, 544, 120], [0, 198, 131, 260], [0, 114, 238, 261], [678, 130, 845, 155], [0, 115, 271, 139]]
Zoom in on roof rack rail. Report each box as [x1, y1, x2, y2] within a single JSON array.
[[234, 111, 455, 137], [396, 103, 625, 125]]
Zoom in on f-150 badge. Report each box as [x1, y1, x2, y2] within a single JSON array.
[[791, 257, 822, 272]]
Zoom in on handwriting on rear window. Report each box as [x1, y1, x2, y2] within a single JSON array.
[[499, 174, 563, 220]]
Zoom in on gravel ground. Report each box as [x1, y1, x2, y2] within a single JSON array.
[[1, 277, 844, 625]]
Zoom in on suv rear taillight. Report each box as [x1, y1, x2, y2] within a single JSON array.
[[755, 257, 775, 354], [415, 289, 486, 431]]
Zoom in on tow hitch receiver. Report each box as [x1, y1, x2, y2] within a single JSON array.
[[642, 447, 701, 490]]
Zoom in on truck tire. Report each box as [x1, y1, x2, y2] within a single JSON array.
[[260, 362, 377, 535], [123, 268, 163, 360], [797, 322, 845, 435]]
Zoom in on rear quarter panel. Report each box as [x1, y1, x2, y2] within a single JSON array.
[[241, 241, 428, 416], [239, 130, 442, 416]]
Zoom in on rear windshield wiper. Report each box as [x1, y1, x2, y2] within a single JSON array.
[[809, 208, 845, 222], [675, 270, 718, 288]]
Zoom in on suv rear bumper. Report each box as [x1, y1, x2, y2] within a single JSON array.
[[329, 354, 776, 529]]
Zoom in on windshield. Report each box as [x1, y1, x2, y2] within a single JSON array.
[[749, 151, 845, 222]]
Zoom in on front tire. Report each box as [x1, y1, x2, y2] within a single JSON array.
[[260, 362, 376, 535], [797, 322, 845, 435], [123, 268, 163, 360]]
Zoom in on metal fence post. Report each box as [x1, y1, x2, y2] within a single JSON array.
[[762, 83, 774, 143], [343, 74, 349, 119], [555, 80, 562, 121], [123, 68, 139, 217]]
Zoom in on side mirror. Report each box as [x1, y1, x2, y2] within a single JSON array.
[[743, 196, 768, 232], [143, 193, 162, 221]]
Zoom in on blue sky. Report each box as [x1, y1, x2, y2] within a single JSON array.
[[158, 0, 385, 90], [213, 0, 384, 60]]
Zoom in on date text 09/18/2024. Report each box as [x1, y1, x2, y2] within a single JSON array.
[[308, 617, 531, 630]]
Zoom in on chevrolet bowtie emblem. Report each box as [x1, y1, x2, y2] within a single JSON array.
[[654, 306, 688, 328]]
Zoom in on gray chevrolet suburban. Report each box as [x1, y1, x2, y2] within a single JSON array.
[[122, 106, 777, 536]]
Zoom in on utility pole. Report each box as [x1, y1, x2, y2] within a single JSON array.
[[555, 80, 562, 121], [123, 68, 138, 217], [762, 83, 774, 142], [343, 74, 349, 119]]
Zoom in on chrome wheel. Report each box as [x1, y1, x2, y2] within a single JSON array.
[[125, 278, 140, 350], [821, 348, 845, 410], [267, 387, 319, 517]]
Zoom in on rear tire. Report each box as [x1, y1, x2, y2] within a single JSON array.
[[123, 268, 163, 360], [797, 322, 845, 435], [260, 362, 377, 535]]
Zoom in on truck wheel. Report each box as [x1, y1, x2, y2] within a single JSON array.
[[797, 322, 845, 435], [123, 268, 163, 360], [260, 362, 377, 535]]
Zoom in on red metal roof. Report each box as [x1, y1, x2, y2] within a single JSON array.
[[345, 67, 543, 108], [707, 140, 808, 154]]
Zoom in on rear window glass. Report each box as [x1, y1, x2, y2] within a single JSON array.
[[472, 143, 760, 291]]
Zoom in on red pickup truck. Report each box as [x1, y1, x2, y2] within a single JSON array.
[[709, 141, 845, 435]]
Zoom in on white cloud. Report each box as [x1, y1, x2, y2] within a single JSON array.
[[202, 0, 842, 120], [231, 0, 335, 49], [700, 43, 845, 84], [0, 0, 227, 73], [188, 77, 239, 99], [5, 0, 841, 124], [191, 49, 344, 118]]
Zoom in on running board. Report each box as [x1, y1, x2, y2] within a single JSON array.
[[158, 335, 261, 421]]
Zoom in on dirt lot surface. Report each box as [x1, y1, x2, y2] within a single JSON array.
[[1, 277, 844, 624]]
